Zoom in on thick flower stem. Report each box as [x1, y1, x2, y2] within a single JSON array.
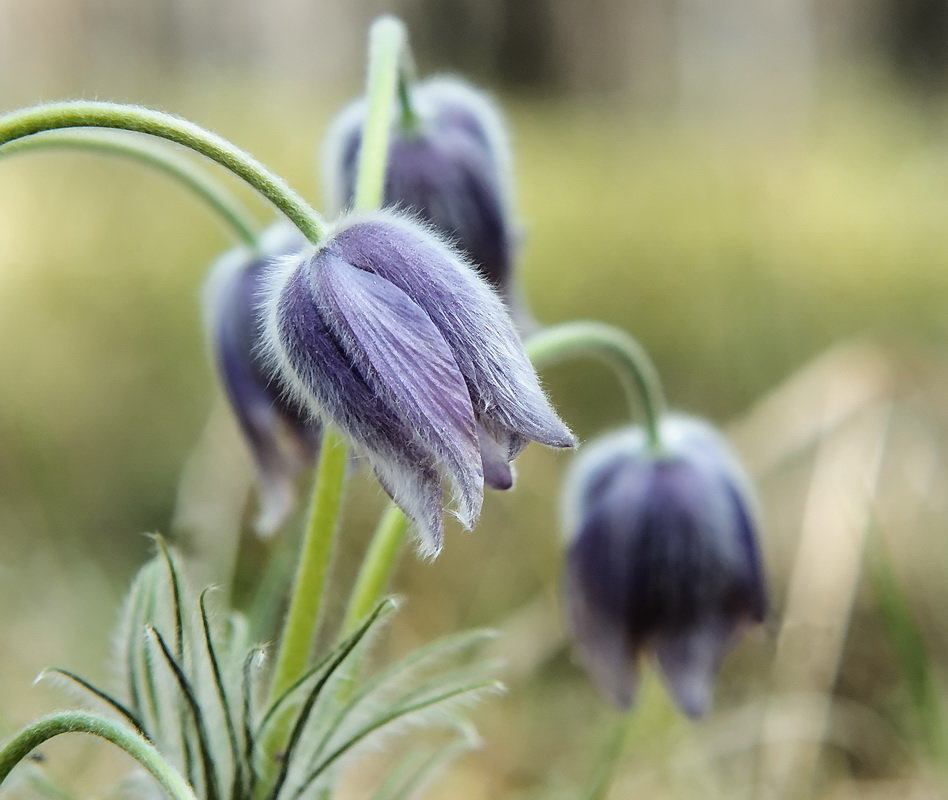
[[526, 321, 667, 451], [259, 15, 408, 785], [0, 101, 326, 244], [256, 428, 348, 792], [342, 504, 410, 635], [0, 711, 197, 800], [265, 427, 348, 703], [0, 130, 260, 248]]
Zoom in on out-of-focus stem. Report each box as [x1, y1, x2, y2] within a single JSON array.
[[0, 130, 259, 247], [352, 16, 408, 212], [0, 101, 326, 244]]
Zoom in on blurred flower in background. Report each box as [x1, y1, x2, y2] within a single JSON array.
[[323, 76, 518, 298], [202, 222, 314, 536], [563, 416, 766, 717]]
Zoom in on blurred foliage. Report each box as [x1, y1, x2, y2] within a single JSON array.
[[5, 77, 948, 797]]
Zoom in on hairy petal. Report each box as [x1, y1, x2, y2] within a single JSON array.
[[316, 253, 483, 527], [564, 539, 639, 710], [333, 214, 575, 450], [477, 424, 514, 491], [338, 131, 512, 291], [654, 620, 733, 718], [562, 417, 768, 714], [263, 258, 451, 553], [322, 76, 517, 291]]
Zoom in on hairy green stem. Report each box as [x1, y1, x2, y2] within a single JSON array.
[[0, 101, 325, 244], [0, 711, 197, 800], [353, 16, 407, 211], [0, 130, 259, 247], [257, 427, 347, 785], [267, 428, 348, 702], [342, 504, 409, 635], [526, 321, 667, 450]]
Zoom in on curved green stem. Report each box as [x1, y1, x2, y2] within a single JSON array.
[[526, 321, 667, 451], [0, 101, 326, 244], [0, 711, 197, 800], [343, 504, 409, 635], [0, 130, 259, 248], [353, 16, 408, 211]]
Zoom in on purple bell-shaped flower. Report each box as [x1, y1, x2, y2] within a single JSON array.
[[202, 223, 318, 535], [562, 416, 766, 717], [322, 77, 518, 299], [261, 210, 573, 555]]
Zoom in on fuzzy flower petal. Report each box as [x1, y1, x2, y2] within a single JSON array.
[[316, 253, 483, 527], [332, 214, 574, 451], [263, 211, 572, 552], [265, 261, 452, 553]]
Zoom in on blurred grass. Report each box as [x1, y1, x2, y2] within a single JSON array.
[[4, 77, 948, 797]]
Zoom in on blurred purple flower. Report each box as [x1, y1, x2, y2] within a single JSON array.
[[322, 77, 520, 302], [203, 223, 319, 536], [562, 416, 766, 717], [262, 210, 574, 554]]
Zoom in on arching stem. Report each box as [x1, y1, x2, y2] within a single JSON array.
[[0, 711, 197, 800], [526, 321, 667, 451], [0, 130, 259, 248], [0, 101, 326, 244]]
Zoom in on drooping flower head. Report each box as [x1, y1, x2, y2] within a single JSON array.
[[562, 416, 766, 717], [322, 76, 518, 298], [262, 210, 573, 555], [202, 223, 318, 535]]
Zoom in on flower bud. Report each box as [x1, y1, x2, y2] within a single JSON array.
[[562, 416, 766, 717], [202, 223, 319, 535], [322, 77, 517, 299], [262, 210, 574, 555]]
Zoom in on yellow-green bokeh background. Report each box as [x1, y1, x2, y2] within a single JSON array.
[[6, 4, 948, 798]]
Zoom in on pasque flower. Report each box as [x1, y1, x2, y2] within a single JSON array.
[[562, 416, 766, 717], [203, 223, 318, 535], [322, 77, 517, 297], [262, 210, 574, 554]]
